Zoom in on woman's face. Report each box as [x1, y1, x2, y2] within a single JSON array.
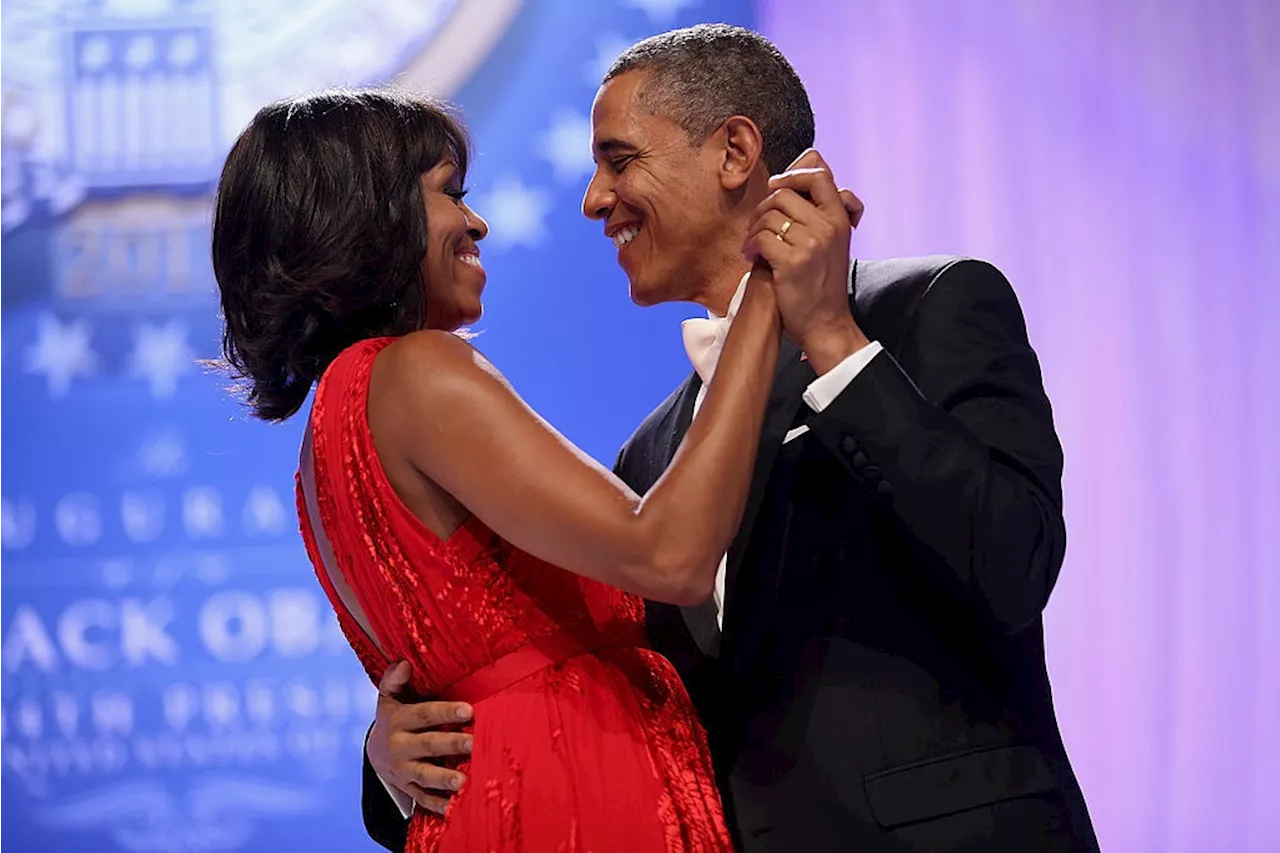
[[420, 159, 489, 330]]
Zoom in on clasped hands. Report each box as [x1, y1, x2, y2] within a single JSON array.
[[742, 148, 870, 373]]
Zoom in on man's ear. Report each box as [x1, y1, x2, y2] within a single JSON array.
[[718, 115, 766, 192]]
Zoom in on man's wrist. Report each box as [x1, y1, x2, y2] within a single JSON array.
[[798, 316, 870, 375]]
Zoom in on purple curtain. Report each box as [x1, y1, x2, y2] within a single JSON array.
[[756, 2, 1279, 850]]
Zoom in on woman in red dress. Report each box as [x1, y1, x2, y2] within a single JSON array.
[[212, 89, 779, 851]]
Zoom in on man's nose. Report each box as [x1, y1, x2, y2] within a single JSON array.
[[581, 172, 613, 221]]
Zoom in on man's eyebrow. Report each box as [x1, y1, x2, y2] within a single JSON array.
[[594, 138, 637, 155]]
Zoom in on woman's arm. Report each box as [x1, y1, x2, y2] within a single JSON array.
[[368, 266, 779, 605]]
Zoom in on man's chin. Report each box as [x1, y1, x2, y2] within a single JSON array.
[[629, 289, 659, 308], [628, 276, 667, 308]]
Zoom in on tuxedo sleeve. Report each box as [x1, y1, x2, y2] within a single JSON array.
[[362, 726, 410, 852], [808, 259, 1066, 634]]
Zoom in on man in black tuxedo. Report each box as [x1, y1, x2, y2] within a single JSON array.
[[360, 24, 1098, 852]]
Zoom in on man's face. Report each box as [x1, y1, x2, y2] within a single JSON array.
[[582, 70, 729, 306]]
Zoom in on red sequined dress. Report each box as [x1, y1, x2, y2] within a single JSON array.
[[297, 338, 733, 852]]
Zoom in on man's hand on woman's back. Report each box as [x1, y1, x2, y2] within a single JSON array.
[[368, 661, 474, 817]]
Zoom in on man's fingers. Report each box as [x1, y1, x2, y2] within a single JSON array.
[[442, 731, 474, 756], [838, 188, 865, 229], [409, 760, 467, 793], [768, 168, 842, 212], [377, 660, 414, 699], [743, 228, 789, 268], [396, 730, 473, 759], [406, 700, 473, 730], [784, 147, 829, 172], [743, 210, 800, 253], [748, 188, 818, 235], [403, 783, 453, 816]]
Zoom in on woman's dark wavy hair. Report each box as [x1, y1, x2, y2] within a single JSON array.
[[212, 88, 470, 421]]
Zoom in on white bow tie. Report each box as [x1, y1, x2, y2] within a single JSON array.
[[680, 274, 749, 385], [681, 314, 731, 385]]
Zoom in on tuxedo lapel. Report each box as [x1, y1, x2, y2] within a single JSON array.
[[656, 340, 815, 655], [722, 339, 815, 634], [658, 373, 721, 656], [718, 263, 856, 643], [659, 374, 701, 471]]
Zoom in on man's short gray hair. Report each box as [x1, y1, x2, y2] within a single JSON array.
[[604, 24, 815, 174]]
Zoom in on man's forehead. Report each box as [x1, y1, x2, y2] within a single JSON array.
[[591, 95, 635, 150], [590, 72, 671, 150], [592, 70, 647, 119]]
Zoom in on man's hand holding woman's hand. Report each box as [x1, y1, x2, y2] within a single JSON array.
[[744, 148, 871, 374]]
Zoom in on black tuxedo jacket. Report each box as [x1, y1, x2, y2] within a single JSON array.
[[361, 256, 1098, 852], [615, 257, 1098, 852]]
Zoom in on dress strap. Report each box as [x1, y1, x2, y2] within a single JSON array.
[[439, 633, 617, 704]]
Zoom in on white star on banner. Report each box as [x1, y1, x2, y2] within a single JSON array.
[[625, 0, 699, 24], [1, 499, 37, 551], [242, 485, 287, 535], [585, 32, 633, 86], [121, 490, 166, 543], [128, 320, 194, 400], [138, 431, 189, 478], [25, 314, 98, 398], [183, 487, 223, 539], [56, 492, 102, 547], [473, 176, 551, 250], [538, 110, 595, 182], [80, 37, 112, 72]]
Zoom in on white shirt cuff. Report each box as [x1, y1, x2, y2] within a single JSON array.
[[378, 770, 416, 820], [802, 341, 883, 412]]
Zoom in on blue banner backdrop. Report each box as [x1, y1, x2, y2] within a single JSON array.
[[1, 2, 753, 851]]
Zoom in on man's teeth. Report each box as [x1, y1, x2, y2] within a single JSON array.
[[459, 254, 483, 268], [612, 226, 640, 248]]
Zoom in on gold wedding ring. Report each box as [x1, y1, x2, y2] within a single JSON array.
[[777, 219, 793, 241]]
